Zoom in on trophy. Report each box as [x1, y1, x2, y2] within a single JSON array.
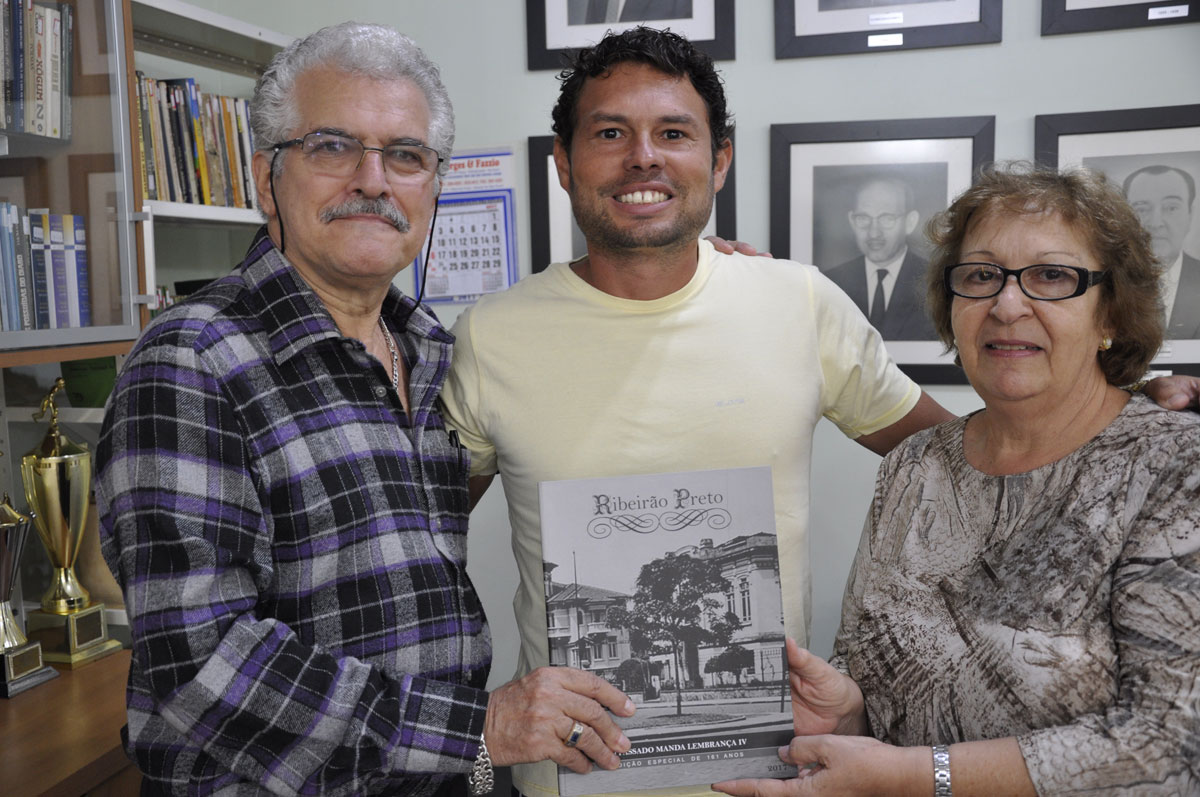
[[1, 481, 59, 697], [20, 378, 122, 667]]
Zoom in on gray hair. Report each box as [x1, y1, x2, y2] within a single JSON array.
[[250, 22, 454, 184]]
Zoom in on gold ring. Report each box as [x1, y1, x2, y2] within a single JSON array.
[[564, 720, 585, 748]]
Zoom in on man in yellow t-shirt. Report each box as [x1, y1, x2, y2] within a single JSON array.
[[440, 27, 950, 797]]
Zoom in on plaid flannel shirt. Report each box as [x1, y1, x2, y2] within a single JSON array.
[[97, 228, 491, 796]]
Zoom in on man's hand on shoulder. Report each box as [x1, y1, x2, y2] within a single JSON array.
[[1143, 374, 1200, 410], [706, 235, 773, 258]]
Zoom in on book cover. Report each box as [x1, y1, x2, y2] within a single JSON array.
[[538, 466, 797, 796], [164, 78, 210, 204]]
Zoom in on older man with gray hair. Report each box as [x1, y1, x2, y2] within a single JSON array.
[[97, 22, 631, 796]]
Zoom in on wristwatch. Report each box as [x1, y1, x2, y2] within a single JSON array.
[[932, 744, 952, 797]]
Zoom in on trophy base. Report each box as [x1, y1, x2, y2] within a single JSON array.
[[1, 660, 59, 698], [25, 604, 124, 668]]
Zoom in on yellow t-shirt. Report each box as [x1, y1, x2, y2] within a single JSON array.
[[441, 240, 919, 796]]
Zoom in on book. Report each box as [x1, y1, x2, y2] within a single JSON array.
[[6, 202, 30, 328], [0, 206, 10, 330], [133, 71, 152, 200], [236, 97, 256, 209], [46, 211, 67, 327], [10, 0, 24, 131], [0, 0, 9, 131], [41, 2, 58, 138], [199, 91, 227, 206], [27, 207, 50, 328], [57, 0, 69, 138], [25, 1, 45, 135], [61, 213, 87, 326], [220, 95, 243, 209], [538, 466, 797, 796], [155, 79, 179, 202], [164, 78, 210, 204], [145, 77, 169, 202], [9, 205, 29, 328]]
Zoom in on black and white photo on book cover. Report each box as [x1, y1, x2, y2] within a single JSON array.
[[538, 466, 797, 796]]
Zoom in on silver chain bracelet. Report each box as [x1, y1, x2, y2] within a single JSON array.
[[468, 733, 494, 795], [932, 744, 952, 797]]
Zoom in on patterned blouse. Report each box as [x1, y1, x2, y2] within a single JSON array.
[[831, 394, 1200, 794]]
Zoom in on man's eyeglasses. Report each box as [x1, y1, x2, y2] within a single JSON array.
[[849, 212, 902, 231], [273, 131, 443, 181], [945, 263, 1108, 301]]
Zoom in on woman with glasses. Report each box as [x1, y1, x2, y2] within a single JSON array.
[[715, 163, 1200, 796]]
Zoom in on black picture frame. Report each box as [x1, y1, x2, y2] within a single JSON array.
[[526, 0, 735, 71], [527, 133, 737, 274], [769, 115, 993, 381], [1042, 0, 1199, 36], [1034, 104, 1200, 376], [774, 0, 1001, 59]]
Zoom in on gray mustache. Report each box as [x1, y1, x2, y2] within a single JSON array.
[[320, 198, 411, 233]]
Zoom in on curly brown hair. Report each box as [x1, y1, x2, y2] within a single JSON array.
[[924, 162, 1163, 386]]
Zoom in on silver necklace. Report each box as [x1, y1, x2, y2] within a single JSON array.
[[378, 316, 399, 390]]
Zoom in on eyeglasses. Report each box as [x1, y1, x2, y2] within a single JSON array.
[[945, 263, 1108, 301], [273, 130, 443, 181], [849, 212, 902, 231]]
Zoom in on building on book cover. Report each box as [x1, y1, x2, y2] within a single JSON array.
[[539, 466, 797, 796]]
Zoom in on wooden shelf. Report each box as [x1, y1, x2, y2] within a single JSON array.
[[0, 649, 135, 797]]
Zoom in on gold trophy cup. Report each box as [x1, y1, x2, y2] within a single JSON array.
[[20, 379, 122, 667], [0, 486, 59, 696]]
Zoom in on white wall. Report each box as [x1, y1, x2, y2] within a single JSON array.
[[174, 0, 1200, 682]]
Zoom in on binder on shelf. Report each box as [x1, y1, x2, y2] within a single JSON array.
[[42, 1, 58, 138], [25, 0, 44, 135]]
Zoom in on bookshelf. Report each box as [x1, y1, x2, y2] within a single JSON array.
[[0, 0, 289, 683]]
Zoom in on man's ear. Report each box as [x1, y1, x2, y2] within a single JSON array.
[[712, 137, 732, 193], [552, 136, 571, 192], [252, 151, 276, 218], [903, 209, 920, 236]]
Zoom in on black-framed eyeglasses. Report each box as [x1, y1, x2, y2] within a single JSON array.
[[272, 130, 443, 181], [944, 263, 1108, 301], [849, 212, 902, 231]]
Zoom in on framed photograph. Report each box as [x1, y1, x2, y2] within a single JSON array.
[[526, 0, 735, 71], [1042, 1, 1198, 36], [1035, 104, 1200, 375], [769, 115, 993, 379], [527, 133, 737, 274], [774, 0, 1001, 59]]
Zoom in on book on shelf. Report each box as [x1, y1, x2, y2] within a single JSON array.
[[56, 0, 68, 138], [24, 0, 43, 135], [131, 71, 260, 209], [27, 206, 50, 327], [537, 466, 797, 796], [61, 213, 88, 327], [42, 1, 58, 138]]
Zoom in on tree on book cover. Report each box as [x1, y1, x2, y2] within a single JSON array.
[[538, 466, 797, 796]]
